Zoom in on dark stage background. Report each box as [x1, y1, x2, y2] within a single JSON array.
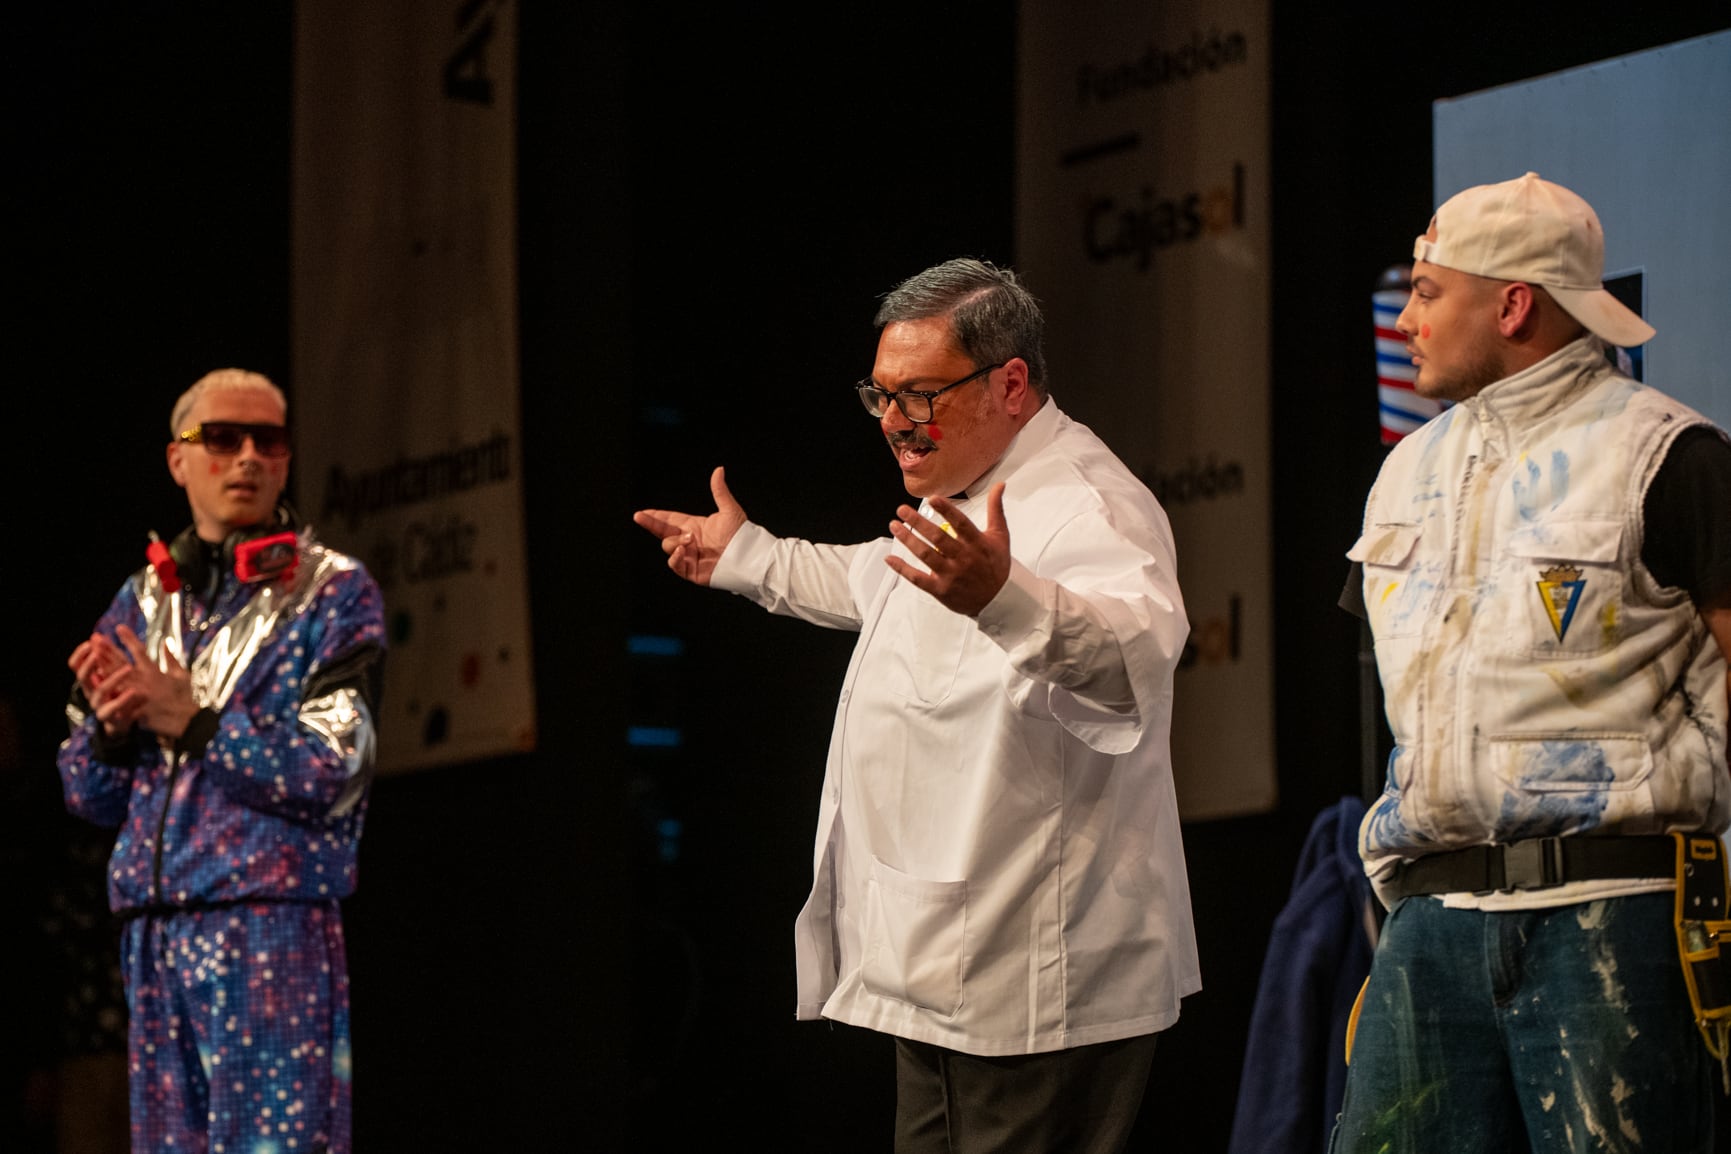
[[8, 3, 1728, 1151]]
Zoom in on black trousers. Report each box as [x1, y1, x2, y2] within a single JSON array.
[[893, 1032, 1159, 1154]]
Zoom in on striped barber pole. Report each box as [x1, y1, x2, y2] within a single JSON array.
[[1373, 264, 1442, 444]]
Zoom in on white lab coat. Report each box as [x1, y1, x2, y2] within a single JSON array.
[[714, 402, 1200, 1055]]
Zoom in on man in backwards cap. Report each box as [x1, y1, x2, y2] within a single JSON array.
[[1336, 174, 1731, 1151]]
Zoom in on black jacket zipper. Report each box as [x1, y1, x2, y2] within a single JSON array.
[[150, 749, 182, 903]]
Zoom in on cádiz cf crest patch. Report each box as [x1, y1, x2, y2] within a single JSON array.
[[1536, 565, 1586, 642]]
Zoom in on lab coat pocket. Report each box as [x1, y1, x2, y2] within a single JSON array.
[[861, 857, 966, 1017]]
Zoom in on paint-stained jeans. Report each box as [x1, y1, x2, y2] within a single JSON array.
[[1329, 892, 1711, 1154]]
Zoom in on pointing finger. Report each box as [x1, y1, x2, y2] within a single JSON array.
[[634, 509, 686, 540]]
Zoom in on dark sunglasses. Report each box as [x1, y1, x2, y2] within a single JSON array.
[[177, 421, 293, 458]]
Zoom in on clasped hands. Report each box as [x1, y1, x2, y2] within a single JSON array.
[[635, 467, 1011, 618], [69, 626, 199, 741]]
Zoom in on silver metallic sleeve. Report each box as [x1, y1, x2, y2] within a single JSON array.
[[298, 686, 377, 818]]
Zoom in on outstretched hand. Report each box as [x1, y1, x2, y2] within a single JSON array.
[[633, 466, 749, 586], [886, 483, 1011, 617]]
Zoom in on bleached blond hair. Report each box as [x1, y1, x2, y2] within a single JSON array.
[[169, 369, 287, 437]]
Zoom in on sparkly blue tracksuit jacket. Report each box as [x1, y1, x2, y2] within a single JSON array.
[[57, 533, 385, 915]]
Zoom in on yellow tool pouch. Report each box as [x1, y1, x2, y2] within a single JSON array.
[[1675, 832, 1731, 1090]]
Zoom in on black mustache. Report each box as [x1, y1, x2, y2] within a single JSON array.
[[888, 428, 938, 452]]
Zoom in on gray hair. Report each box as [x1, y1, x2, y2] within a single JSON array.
[[874, 258, 1049, 397], [169, 368, 287, 436]]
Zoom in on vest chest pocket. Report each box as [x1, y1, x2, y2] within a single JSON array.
[[1500, 520, 1624, 657], [1348, 523, 1426, 640]]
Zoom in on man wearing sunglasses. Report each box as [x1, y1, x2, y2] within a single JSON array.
[[57, 368, 385, 1154], [636, 259, 1196, 1152]]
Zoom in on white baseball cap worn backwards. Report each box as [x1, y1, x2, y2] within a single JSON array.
[[1414, 171, 1655, 347]]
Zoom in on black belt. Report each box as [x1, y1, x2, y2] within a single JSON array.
[[1389, 835, 1676, 900]]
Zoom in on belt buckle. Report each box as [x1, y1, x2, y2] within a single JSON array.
[[1499, 837, 1564, 891]]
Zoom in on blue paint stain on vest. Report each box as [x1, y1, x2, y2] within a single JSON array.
[[1512, 451, 1572, 522], [1549, 451, 1569, 506], [1497, 741, 1613, 838], [1385, 574, 1438, 633], [1513, 457, 1544, 522], [1366, 746, 1420, 849], [1524, 740, 1614, 786]]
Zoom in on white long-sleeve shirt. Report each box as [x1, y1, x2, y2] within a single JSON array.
[[713, 401, 1200, 1055]]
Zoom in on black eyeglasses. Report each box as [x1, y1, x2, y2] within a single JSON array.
[[856, 362, 1005, 424], [177, 421, 293, 458]]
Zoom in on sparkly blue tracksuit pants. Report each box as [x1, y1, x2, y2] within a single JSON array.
[[123, 902, 352, 1154]]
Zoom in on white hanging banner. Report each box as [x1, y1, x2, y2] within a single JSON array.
[[292, 0, 536, 771], [1017, 0, 1275, 819]]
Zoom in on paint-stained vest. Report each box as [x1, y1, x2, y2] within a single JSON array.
[[1349, 337, 1729, 890]]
